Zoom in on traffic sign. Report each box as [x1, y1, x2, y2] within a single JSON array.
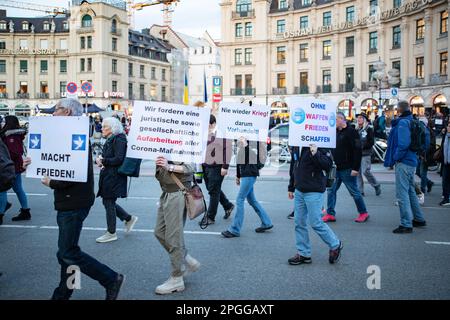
[[391, 87, 398, 97], [66, 82, 78, 94], [212, 76, 222, 103], [81, 81, 93, 94]]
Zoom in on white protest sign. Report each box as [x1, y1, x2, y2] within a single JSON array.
[[287, 97, 337, 148], [215, 103, 270, 142], [126, 101, 210, 163], [26, 116, 90, 182]]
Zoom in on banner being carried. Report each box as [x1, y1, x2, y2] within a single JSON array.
[[215, 103, 270, 142], [126, 101, 210, 163], [287, 97, 337, 149], [26, 116, 90, 182]]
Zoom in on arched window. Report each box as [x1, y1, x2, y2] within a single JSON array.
[[111, 19, 117, 32], [22, 22, 29, 31], [43, 22, 50, 31], [81, 15, 92, 28], [236, 0, 252, 13]]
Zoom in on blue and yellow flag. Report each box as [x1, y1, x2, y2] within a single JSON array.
[[183, 70, 189, 105]]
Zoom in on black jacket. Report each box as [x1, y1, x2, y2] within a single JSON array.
[[357, 125, 375, 156], [49, 145, 95, 212], [288, 146, 333, 193], [97, 133, 128, 199], [236, 142, 266, 178], [332, 124, 362, 171]]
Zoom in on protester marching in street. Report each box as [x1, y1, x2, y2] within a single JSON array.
[[201, 113, 235, 225], [384, 100, 427, 234], [323, 112, 370, 223], [23, 98, 124, 300], [154, 156, 201, 295], [95, 117, 138, 243], [415, 117, 435, 194], [0, 115, 31, 223], [288, 145, 343, 265], [222, 137, 273, 238], [356, 112, 381, 197], [438, 121, 450, 206]]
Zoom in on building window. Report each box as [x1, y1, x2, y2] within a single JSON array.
[[0, 22, 6, 30], [161, 86, 167, 101], [235, 48, 242, 65], [393, 0, 402, 8], [277, 20, 285, 34], [87, 36, 92, 49], [322, 70, 331, 92], [140, 84, 145, 100], [416, 57, 424, 79], [277, 73, 286, 88], [43, 22, 50, 31], [22, 22, 29, 31], [345, 67, 354, 86], [60, 39, 67, 50], [60, 81, 67, 95], [40, 81, 48, 94], [323, 12, 331, 27], [236, 0, 252, 13], [346, 6, 355, 22], [151, 67, 156, 79], [19, 81, 28, 94], [245, 22, 252, 36], [112, 80, 117, 92], [150, 84, 157, 99], [140, 65, 145, 78], [87, 58, 92, 72], [300, 16, 308, 29], [245, 48, 252, 64], [300, 43, 308, 61], [300, 72, 308, 92], [162, 69, 166, 81], [245, 74, 252, 89], [369, 32, 378, 53], [279, 0, 288, 9], [40, 39, 48, 49], [129, 63, 133, 77], [20, 60, 27, 73], [416, 18, 425, 41], [393, 26, 401, 48], [81, 37, 85, 49], [277, 46, 286, 64], [392, 61, 401, 74], [60, 60, 67, 73], [19, 39, 27, 49], [112, 59, 117, 73], [0, 40, 4, 50], [440, 52, 448, 75], [235, 75, 242, 89], [301, 0, 311, 6], [441, 11, 448, 34], [82, 15, 92, 28], [128, 83, 133, 99], [0, 60, 5, 73], [369, 64, 376, 81], [80, 58, 85, 72], [63, 21, 68, 30], [346, 36, 354, 57], [112, 38, 117, 51], [323, 40, 331, 59], [235, 23, 243, 37], [111, 19, 117, 33], [370, 0, 378, 15]]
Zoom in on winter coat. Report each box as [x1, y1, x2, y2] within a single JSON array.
[[332, 124, 362, 171], [357, 125, 375, 157], [236, 142, 266, 178], [1, 129, 26, 173], [384, 111, 418, 168], [97, 133, 128, 199], [288, 146, 333, 193]]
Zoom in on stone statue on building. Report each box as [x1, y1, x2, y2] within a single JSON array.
[[30, 24, 35, 33], [51, 20, 56, 33], [9, 20, 14, 32]]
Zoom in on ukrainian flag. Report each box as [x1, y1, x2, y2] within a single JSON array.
[[183, 70, 189, 105]]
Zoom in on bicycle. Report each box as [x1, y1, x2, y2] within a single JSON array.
[[371, 138, 387, 163]]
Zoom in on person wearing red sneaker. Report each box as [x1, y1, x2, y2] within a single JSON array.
[[325, 112, 369, 223]]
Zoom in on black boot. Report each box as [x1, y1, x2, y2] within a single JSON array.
[[0, 214, 3, 225], [11, 208, 31, 221]]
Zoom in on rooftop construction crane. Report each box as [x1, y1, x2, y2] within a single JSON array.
[[0, 0, 68, 17], [129, 0, 179, 29]]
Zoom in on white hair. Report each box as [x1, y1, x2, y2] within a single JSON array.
[[57, 98, 83, 116], [102, 117, 124, 135]]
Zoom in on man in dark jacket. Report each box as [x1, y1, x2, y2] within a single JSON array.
[[201, 115, 234, 225], [288, 145, 343, 265], [323, 112, 370, 223], [25, 98, 124, 299], [384, 100, 426, 233]]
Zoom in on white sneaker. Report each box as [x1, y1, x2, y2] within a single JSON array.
[[183, 254, 201, 277], [155, 276, 185, 295], [96, 232, 118, 243], [417, 193, 425, 206], [124, 216, 138, 233]]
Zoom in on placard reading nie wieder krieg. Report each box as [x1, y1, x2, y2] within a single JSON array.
[[287, 97, 337, 149], [126, 101, 211, 163], [215, 103, 270, 142], [26, 116, 90, 182]]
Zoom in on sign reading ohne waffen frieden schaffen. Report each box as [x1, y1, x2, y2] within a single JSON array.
[[283, 0, 432, 39]]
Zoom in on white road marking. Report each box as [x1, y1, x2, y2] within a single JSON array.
[[8, 193, 48, 197], [425, 241, 450, 246], [0, 224, 222, 235]]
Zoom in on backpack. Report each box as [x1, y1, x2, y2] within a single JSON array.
[[409, 119, 426, 154], [0, 139, 16, 192]]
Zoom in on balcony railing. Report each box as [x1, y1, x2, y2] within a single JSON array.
[[429, 74, 448, 85], [16, 93, 29, 99], [294, 86, 309, 94], [231, 88, 256, 96], [339, 83, 355, 92], [316, 85, 332, 93], [272, 87, 287, 95], [37, 92, 50, 99], [407, 77, 424, 87], [76, 27, 94, 34], [110, 28, 122, 36], [0, 93, 8, 99], [232, 10, 255, 19]]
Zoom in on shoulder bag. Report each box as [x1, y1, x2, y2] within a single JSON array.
[[170, 173, 207, 221]]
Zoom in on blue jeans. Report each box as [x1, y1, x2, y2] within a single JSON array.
[[327, 169, 368, 216], [395, 163, 426, 228], [294, 190, 340, 257], [0, 173, 29, 214], [416, 159, 431, 193], [52, 207, 117, 299], [228, 177, 272, 236]]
